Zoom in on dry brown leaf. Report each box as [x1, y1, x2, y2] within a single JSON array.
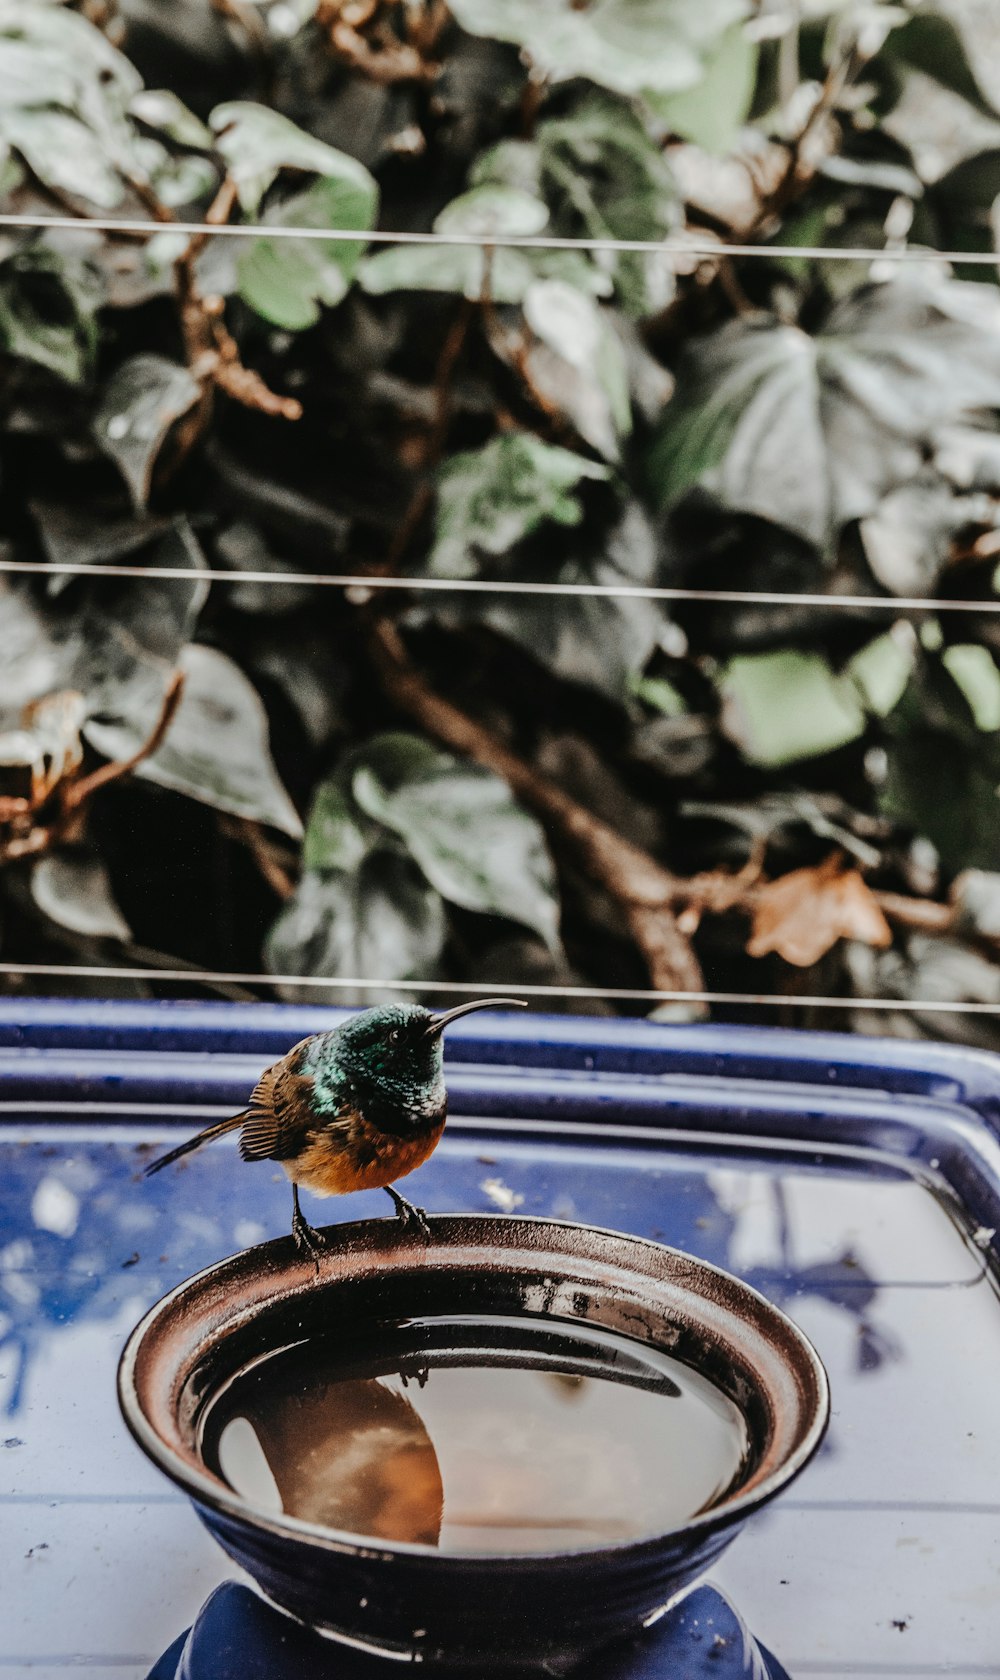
[[747, 855, 892, 968]]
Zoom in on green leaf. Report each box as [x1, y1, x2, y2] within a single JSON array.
[[0, 242, 101, 384], [928, 149, 1000, 267], [649, 278, 1000, 551], [142, 142, 217, 210], [647, 24, 757, 153], [0, 0, 139, 100], [859, 474, 977, 597], [209, 101, 376, 216], [413, 498, 664, 699], [0, 580, 75, 725], [0, 0, 142, 208], [448, 0, 750, 97], [31, 853, 132, 942], [941, 644, 1000, 732], [267, 851, 447, 999], [881, 655, 1000, 873], [429, 433, 611, 579], [237, 173, 378, 330], [84, 643, 303, 837], [3, 107, 126, 209], [350, 733, 560, 950], [301, 778, 370, 875], [720, 651, 867, 766], [434, 184, 549, 238], [128, 88, 213, 150], [845, 630, 915, 719], [475, 93, 680, 314], [519, 279, 631, 458], [92, 355, 202, 511], [359, 232, 610, 303], [633, 673, 687, 717], [75, 520, 210, 718], [883, 10, 1000, 120]]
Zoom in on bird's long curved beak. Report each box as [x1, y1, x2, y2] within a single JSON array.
[[424, 998, 527, 1038]]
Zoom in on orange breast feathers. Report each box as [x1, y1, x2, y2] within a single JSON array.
[[284, 1111, 446, 1198]]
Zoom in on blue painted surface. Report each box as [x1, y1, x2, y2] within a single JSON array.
[[2, 1001, 1000, 1675], [145, 1581, 790, 1679]]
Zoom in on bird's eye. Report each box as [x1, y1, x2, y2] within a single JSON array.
[[389, 1028, 402, 1046]]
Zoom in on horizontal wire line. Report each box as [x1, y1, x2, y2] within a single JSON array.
[[0, 209, 997, 267], [0, 556, 997, 613], [0, 960, 995, 1012]]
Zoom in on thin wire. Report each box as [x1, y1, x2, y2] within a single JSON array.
[[1, 208, 997, 268], [0, 960, 995, 1013], [1, 557, 998, 615]]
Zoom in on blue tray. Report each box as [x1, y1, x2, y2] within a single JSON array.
[[2, 999, 1000, 1677]]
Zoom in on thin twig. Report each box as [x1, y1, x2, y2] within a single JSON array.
[[172, 178, 302, 438], [223, 816, 297, 900]]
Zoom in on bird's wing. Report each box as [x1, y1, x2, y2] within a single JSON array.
[[239, 1041, 316, 1163]]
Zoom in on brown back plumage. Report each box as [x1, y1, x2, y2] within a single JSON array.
[[238, 1048, 316, 1163], [144, 1039, 318, 1177]]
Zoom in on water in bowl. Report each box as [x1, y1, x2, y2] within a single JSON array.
[[201, 1314, 749, 1554]]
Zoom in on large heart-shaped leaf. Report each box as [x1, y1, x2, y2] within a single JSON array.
[[448, 0, 749, 97], [265, 852, 447, 1001], [209, 101, 376, 216], [93, 355, 202, 511], [649, 278, 1000, 551], [351, 733, 560, 951], [237, 174, 378, 331], [266, 759, 447, 997], [429, 433, 611, 579], [85, 643, 302, 837]]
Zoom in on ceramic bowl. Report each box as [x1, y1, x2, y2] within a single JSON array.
[[118, 1215, 828, 1672]]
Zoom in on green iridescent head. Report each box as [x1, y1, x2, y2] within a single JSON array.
[[309, 999, 525, 1127]]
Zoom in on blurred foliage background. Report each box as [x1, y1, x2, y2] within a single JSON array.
[[7, 0, 1000, 1043]]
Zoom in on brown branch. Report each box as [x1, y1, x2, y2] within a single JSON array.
[[64, 670, 186, 810], [381, 298, 475, 574], [742, 43, 862, 241], [222, 816, 297, 901], [172, 178, 302, 439], [368, 618, 706, 998], [317, 0, 443, 83]]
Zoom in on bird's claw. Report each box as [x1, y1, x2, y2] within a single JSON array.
[[291, 1213, 325, 1272], [387, 1189, 431, 1238]]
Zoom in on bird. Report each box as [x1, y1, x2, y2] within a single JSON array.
[[144, 998, 526, 1255]]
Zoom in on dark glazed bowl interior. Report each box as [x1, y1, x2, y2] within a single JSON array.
[[118, 1215, 828, 1671]]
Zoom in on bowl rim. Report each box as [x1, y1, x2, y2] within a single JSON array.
[[117, 1211, 830, 1565]]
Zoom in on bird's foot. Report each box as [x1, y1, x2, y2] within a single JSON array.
[[400, 1360, 430, 1390], [291, 1210, 325, 1271], [386, 1188, 431, 1238]]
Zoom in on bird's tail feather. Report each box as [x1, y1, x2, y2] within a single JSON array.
[[144, 1111, 248, 1177]]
